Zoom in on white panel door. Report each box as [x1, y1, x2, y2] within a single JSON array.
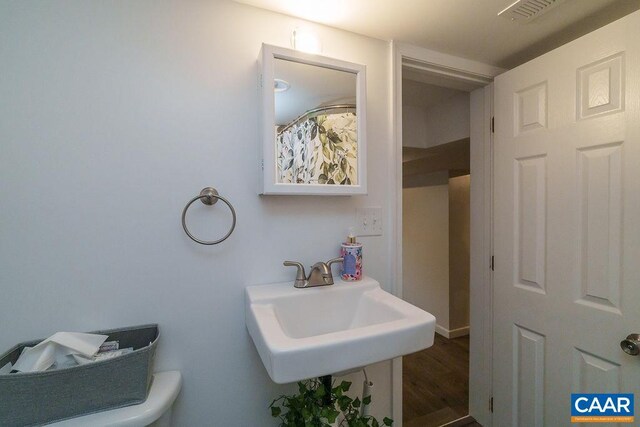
[[493, 11, 640, 426]]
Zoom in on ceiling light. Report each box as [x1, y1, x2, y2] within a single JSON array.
[[274, 78, 290, 92]]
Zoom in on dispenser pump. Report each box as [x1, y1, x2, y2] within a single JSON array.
[[347, 227, 357, 244]]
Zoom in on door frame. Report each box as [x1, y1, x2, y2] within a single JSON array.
[[389, 41, 504, 426]]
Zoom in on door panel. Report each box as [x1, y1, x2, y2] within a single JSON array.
[[493, 11, 640, 426]]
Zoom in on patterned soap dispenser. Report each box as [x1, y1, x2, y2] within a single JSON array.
[[341, 227, 362, 281]]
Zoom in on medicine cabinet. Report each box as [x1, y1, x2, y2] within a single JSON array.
[[259, 44, 367, 195]]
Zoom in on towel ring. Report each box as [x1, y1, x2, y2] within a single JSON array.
[[181, 187, 236, 245]]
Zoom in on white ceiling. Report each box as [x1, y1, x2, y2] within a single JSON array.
[[234, 0, 639, 68]]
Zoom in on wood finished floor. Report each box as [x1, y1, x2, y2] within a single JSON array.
[[403, 334, 473, 427]]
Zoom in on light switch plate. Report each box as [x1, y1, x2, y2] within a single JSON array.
[[356, 207, 383, 236]]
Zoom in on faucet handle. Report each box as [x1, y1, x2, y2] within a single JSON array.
[[283, 261, 307, 288]]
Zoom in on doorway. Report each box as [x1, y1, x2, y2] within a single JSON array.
[[400, 72, 474, 427], [390, 43, 500, 427]]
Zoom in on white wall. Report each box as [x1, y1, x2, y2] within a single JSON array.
[[448, 174, 470, 332], [423, 92, 470, 148], [401, 88, 470, 149], [402, 180, 450, 331], [0, 1, 393, 425], [401, 104, 428, 148]]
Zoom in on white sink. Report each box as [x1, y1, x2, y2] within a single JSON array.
[[245, 276, 436, 384]]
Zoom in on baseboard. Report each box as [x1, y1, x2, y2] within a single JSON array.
[[440, 415, 477, 426], [435, 324, 470, 339]]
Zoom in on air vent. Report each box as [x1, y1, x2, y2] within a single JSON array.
[[498, 0, 566, 23]]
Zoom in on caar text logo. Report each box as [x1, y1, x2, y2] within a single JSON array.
[[571, 393, 634, 423]]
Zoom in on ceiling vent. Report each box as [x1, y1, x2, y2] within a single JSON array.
[[498, 0, 566, 23]]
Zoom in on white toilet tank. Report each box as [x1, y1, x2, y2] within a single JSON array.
[[51, 371, 182, 427]]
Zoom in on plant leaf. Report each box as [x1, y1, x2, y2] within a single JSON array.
[[327, 130, 341, 144], [337, 395, 351, 411], [268, 378, 390, 427], [298, 382, 308, 394], [327, 408, 340, 423], [323, 145, 332, 162]]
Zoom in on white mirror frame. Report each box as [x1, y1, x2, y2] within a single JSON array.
[[259, 43, 367, 195]]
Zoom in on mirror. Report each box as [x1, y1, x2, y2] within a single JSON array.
[[274, 59, 357, 186], [259, 44, 367, 195]]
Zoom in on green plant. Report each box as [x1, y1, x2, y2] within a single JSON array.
[[270, 378, 393, 427]]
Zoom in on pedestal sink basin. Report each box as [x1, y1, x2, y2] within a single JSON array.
[[245, 276, 435, 384]]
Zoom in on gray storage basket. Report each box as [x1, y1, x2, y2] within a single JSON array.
[[0, 324, 159, 427]]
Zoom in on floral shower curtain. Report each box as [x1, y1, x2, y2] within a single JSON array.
[[276, 112, 357, 185]]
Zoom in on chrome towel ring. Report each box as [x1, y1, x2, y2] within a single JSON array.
[[181, 187, 236, 245]]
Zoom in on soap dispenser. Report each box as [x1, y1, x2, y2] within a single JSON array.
[[341, 227, 362, 281]]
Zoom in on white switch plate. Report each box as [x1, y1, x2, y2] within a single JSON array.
[[356, 207, 383, 236]]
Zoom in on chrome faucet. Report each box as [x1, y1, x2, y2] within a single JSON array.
[[283, 258, 343, 288]]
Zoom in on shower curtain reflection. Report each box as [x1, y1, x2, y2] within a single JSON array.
[[276, 105, 357, 185]]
